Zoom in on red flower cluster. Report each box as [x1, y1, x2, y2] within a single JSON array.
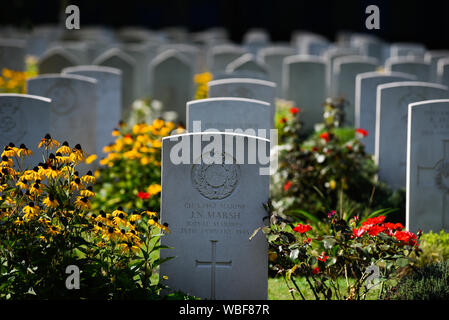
[[293, 223, 312, 234], [355, 128, 368, 137], [137, 191, 150, 200], [320, 132, 331, 142], [290, 107, 299, 115], [351, 215, 417, 246], [283, 181, 292, 192]]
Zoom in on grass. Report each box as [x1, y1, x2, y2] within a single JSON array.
[[268, 276, 384, 300]]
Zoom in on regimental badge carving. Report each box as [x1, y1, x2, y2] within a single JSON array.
[[435, 161, 449, 194], [191, 153, 240, 200], [0, 102, 26, 143], [46, 83, 77, 115]]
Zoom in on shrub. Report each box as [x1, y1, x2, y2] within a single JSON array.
[[261, 202, 420, 300], [0, 135, 174, 299], [272, 97, 404, 223], [413, 230, 449, 267], [384, 261, 449, 300], [94, 119, 177, 211]]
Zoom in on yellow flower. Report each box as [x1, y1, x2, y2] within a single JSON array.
[[329, 180, 337, 190], [56, 141, 71, 155], [29, 180, 44, 196], [2, 68, 13, 78], [112, 207, 127, 218], [70, 177, 84, 191], [142, 210, 157, 218], [86, 154, 97, 164], [119, 241, 140, 254], [14, 216, 25, 226], [74, 196, 91, 210], [44, 166, 61, 179], [0, 155, 13, 167], [38, 134, 60, 150], [129, 214, 142, 222], [80, 186, 95, 198], [1, 145, 16, 157], [18, 144, 32, 156], [23, 202, 40, 220], [112, 129, 120, 137], [43, 195, 59, 209], [102, 226, 119, 241], [47, 225, 62, 236], [81, 171, 96, 184], [16, 177, 29, 190], [147, 184, 161, 196]]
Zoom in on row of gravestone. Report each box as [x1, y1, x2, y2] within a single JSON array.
[[4, 27, 449, 129], [0, 65, 122, 173]]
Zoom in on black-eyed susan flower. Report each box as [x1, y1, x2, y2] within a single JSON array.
[[47, 224, 61, 236], [112, 207, 127, 218], [81, 171, 95, 184], [43, 194, 59, 209], [29, 180, 44, 196], [38, 134, 60, 150], [142, 210, 157, 218], [86, 154, 97, 164], [2, 145, 16, 157], [70, 177, 84, 191], [56, 141, 71, 155], [69, 144, 86, 163], [16, 177, 28, 190], [0, 155, 13, 167], [23, 202, 40, 220], [112, 128, 120, 137], [102, 226, 119, 241], [80, 186, 95, 198], [14, 216, 25, 226], [74, 196, 90, 210], [18, 144, 32, 156], [147, 183, 161, 196], [119, 242, 140, 254], [44, 165, 61, 180], [129, 213, 142, 223]]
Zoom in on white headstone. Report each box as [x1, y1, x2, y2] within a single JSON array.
[[283, 55, 327, 132], [62, 65, 122, 158], [208, 44, 247, 75], [225, 53, 269, 80], [424, 50, 449, 82], [187, 97, 272, 137], [149, 49, 194, 126], [258, 46, 297, 97], [406, 99, 449, 233], [38, 47, 81, 75], [0, 39, 26, 71], [375, 82, 448, 189], [160, 132, 269, 300], [27, 74, 98, 162], [323, 47, 361, 94], [332, 56, 378, 125], [355, 71, 416, 155], [390, 43, 426, 58], [0, 94, 51, 168], [208, 78, 276, 126], [437, 57, 449, 87], [385, 56, 431, 82], [93, 48, 136, 117]]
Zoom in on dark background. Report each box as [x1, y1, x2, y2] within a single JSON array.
[[1, 0, 449, 48]]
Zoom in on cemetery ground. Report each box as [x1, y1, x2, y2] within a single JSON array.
[[2, 31, 449, 302]]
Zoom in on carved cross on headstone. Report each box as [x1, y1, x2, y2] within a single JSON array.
[[417, 140, 449, 229], [195, 240, 232, 300]]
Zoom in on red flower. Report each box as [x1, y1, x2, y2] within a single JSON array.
[[367, 224, 386, 236], [362, 215, 386, 226], [355, 128, 368, 137], [137, 191, 150, 200], [290, 107, 299, 115], [279, 117, 288, 124], [320, 132, 331, 142], [352, 227, 366, 237], [283, 181, 292, 192], [394, 230, 418, 246], [293, 223, 312, 234], [318, 252, 329, 262], [346, 144, 353, 151], [382, 222, 404, 231], [312, 267, 320, 274], [327, 210, 336, 218], [305, 237, 312, 244]]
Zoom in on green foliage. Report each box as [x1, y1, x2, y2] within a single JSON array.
[[262, 201, 419, 300], [272, 97, 404, 224], [413, 230, 449, 267], [384, 261, 449, 300]]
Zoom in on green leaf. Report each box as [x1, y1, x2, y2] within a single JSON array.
[[323, 238, 336, 249], [396, 257, 409, 267]]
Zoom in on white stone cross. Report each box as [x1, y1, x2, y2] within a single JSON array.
[[195, 240, 232, 300], [417, 140, 449, 229]]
